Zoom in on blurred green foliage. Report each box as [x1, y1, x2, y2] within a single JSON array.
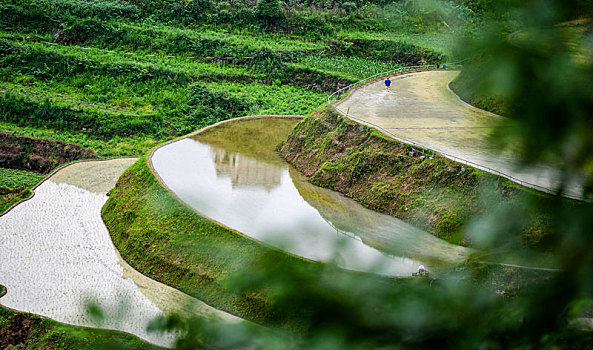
[[455, 0, 593, 195], [141, 1, 593, 349]]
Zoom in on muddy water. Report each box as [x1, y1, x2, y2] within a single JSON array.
[[336, 71, 584, 198], [152, 118, 469, 276]]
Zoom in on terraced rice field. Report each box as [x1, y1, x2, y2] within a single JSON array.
[[336, 70, 585, 198], [0, 158, 241, 348]]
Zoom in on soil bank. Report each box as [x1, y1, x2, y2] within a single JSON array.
[[0, 132, 98, 174]]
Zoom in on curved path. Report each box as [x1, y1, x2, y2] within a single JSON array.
[[336, 70, 583, 198], [0, 158, 242, 348]]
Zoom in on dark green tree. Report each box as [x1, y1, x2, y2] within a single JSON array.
[[254, 0, 283, 29]]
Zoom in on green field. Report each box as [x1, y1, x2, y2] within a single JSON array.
[[0, 168, 44, 189], [0, 0, 458, 156], [6, 0, 592, 348]]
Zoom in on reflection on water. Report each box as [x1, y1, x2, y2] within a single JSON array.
[[152, 118, 469, 276], [289, 167, 469, 269], [213, 148, 282, 191]]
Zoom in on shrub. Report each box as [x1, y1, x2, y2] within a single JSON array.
[[292, 14, 335, 39], [254, 0, 284, 28], [171, 83, 251, 134]]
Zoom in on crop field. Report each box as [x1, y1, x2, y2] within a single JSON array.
[[0, 0, 453, 159], [0, 168, 44, 189], [293, 55, 403, 78]]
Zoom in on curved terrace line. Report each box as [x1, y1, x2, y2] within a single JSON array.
[[148, 115, 471, 276], [0, 158, 243, 348], [330, 68, 583, 200]]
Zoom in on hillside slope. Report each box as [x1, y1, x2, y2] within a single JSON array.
[[280, 107, 556, 245]]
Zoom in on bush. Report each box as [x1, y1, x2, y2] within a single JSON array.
[[172, 83, 251, 134], [254, 0, 284, 28], [291, 14, 335, 39]]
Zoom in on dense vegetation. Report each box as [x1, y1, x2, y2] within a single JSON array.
[[0, 0, 456, 159], [0, 168, 43, 189]]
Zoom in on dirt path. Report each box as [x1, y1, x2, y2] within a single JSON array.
[[0, 158, 242, 348], [336, 70, 584, 198]]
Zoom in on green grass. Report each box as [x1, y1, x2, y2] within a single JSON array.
[[101, 158, 313, 329], [293, 55, 403, 79], [206, 81, 328, 115], [280, 107, 559, 245], [125, 23, 324, 53], [0, 188, 32, 214], [0, 122, 159, 157], [0, 168, 44, 189], [0, 305, 158, 349], [0, 168, 44, 214]]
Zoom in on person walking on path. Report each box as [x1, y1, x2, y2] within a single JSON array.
[[385, 77, 391, 92]]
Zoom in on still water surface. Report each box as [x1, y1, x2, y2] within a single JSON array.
[[152, 118, 469, 276]]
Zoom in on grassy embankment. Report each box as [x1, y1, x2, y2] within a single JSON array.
[[0, 303, 157, 349], [101, 157, 329, 329], [280, 107, 557, 245]]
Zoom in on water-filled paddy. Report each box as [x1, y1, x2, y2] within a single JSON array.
[[336, 70, 584, 197], [0, 159, 241, 348], [152, 117, 469, 276]]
